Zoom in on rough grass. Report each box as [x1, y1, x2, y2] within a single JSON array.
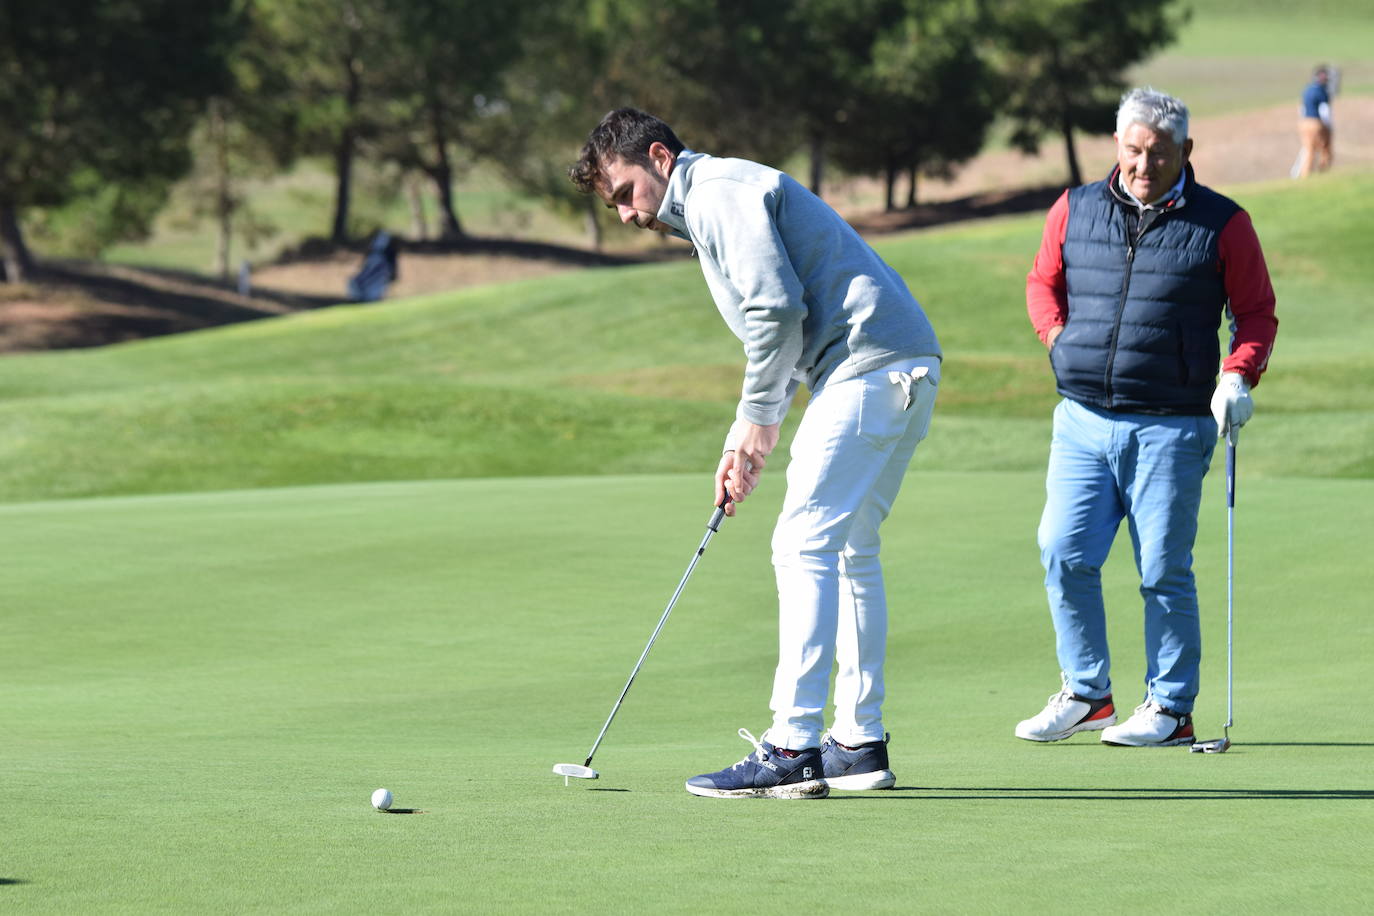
[[2, 172, 1370, 501]]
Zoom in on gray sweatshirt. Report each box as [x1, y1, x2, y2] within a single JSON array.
[[656, 150, 941, 431]]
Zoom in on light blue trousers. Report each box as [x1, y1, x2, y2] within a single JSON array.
[[767, 357, 939, 750], [1038, 398, 1217, 714]]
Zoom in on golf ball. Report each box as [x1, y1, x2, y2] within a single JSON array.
[[371, 788, 393, 811]]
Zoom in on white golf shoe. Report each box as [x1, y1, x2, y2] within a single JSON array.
[[1100, 701, 1195, 747], [1015, 686, 1117, 742]]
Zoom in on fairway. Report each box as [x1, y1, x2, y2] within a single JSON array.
[[6, 471, 1372, 912]]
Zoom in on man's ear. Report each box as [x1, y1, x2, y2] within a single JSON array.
[[1182, 137, 1194, 163], [647, 141, 676, 179]]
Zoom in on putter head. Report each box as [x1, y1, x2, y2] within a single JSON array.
[[1189, 738, 1231, 754], [552, 763, 599, 780]]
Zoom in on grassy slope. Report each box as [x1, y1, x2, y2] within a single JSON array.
[[5, 473, 1372, 912], [2, 172, 1371, 501]]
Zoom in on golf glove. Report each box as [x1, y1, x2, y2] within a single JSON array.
[[1210, 371, 1253, 438]]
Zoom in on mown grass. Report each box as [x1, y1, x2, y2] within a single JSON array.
[[5, 472, 1372, 913], [1135, 2, 1374, 113]]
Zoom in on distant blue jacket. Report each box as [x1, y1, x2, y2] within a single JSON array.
[[1050, 166, 1239, 415], [1302, 80, 1330, 120]]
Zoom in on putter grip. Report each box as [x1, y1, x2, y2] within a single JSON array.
[[1226, 442, 1236, 509], [708, 498, 729, 532]]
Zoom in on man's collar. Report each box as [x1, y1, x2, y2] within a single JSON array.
[[656, 149, 705, 240], [1109, 163, 1191, 211], [1117, 168, 1187, 209]]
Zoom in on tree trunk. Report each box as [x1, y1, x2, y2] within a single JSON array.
[[808, 131, 825, 196], [584, 197, 602, 251], [331, 129, 355, 244], [428, 157, 464, 241], [0, 201, 35, 283], [212, 100, 233, 280], [406, 174, 429, 240], [1061, 115, 1082, 187], [906, 164, 918, 209], [427, 100, 465, 241], [330, 57, 362, 245], [1049, 44, 1083, 188], [884, 160, 898, 212]]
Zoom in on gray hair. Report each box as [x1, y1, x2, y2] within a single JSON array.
[[1116, 88, 1189, 143]]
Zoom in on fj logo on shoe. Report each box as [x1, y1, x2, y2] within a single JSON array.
[[803, 767, 814, 779]]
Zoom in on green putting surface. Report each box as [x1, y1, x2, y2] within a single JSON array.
[[5, 472, 1371, 912]]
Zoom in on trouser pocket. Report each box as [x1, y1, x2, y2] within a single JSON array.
[[858, 365, 936, 448]]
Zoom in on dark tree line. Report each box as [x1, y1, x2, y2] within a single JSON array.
[[0, 0, 1184, 282], [0, 1, 240, 281]]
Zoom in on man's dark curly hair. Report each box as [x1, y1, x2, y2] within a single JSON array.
[[569, 108, 685, 194]]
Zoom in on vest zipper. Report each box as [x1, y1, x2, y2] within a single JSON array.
[[1103, 207, 1163, 406]]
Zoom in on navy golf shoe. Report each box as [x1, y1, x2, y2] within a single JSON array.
[[685, 728, 829, 799], [821, 732, 896, 790]]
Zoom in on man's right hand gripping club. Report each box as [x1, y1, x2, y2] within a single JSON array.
[[715, 422, 779, 517]]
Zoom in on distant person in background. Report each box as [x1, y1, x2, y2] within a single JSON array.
[[347, 232, 399, 302], [237, 259, 252, 298], [1017, 88, 1278, 748], [1292, 65, 1334, 178]]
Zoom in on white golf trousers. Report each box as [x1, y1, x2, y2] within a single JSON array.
[[766, 356, 939, 750]]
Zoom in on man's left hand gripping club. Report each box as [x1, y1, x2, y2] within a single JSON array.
[[715, 422, 779, 516]]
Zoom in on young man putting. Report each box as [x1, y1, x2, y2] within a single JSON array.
[[570, 108, 942, 798]]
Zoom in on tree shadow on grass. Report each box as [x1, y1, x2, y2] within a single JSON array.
[[0, 879, 28, 885], [1238, 742, 1374, 747], [1018, 741, 1374, 749], [854, 786, 1374, 801]]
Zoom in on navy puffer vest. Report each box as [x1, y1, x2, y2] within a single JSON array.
[[1051, 166, 1238, 415]]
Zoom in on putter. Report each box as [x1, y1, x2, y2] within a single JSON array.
[[1193, 430, 1236, 755], [554, 497, 731, 784]]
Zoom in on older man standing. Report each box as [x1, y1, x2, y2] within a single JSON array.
[[1016, 88, 1278, 747]]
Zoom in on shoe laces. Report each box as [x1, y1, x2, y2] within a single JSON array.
[[1129, 700, 1169, 722], [1043, 673, 1075, 709], [819, 730, 875, 752], [731, 727, 768, 768]]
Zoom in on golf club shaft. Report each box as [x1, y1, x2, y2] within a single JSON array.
[[1225, 431, 1236, 734], [582, 498, 730, 767]]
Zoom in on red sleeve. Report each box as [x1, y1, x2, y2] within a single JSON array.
[[1026, 192, 1070, 345], [1217, 210, 1279, 387]]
